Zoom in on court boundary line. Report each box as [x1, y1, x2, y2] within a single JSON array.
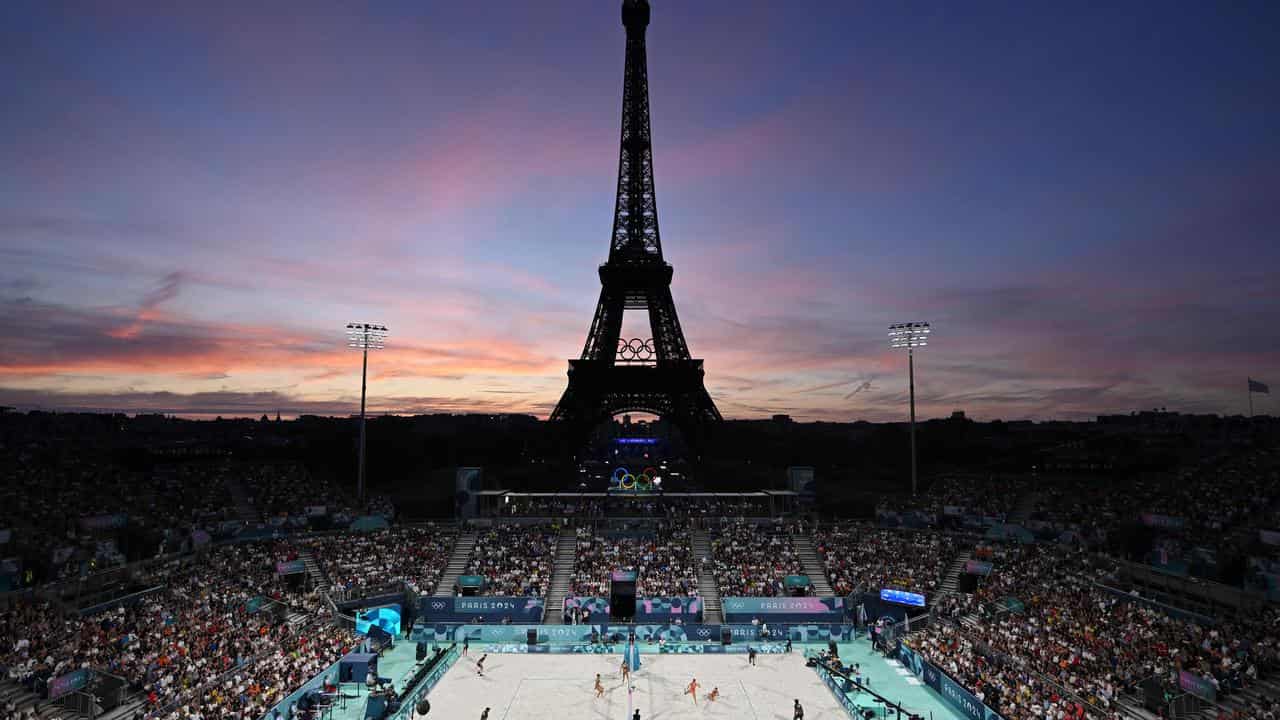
[[737, 679, 762, 720]]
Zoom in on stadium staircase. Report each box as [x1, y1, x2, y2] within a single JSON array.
[[299, 548, 330, 595], [433, 530, 477, 596], [1188, 676, 1280, 720], [939, 550, 971, 595], [1, 678, 82, 720], [692, 530, 723, 624], [543, 527, 579, 624], [1114, 693, 1161, 720], [791, 534, 834, 595]]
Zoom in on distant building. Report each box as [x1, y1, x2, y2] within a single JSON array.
[[772, 414, 793, 424]]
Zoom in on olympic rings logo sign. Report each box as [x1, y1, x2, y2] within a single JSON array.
[[610, 466, 658, 492]]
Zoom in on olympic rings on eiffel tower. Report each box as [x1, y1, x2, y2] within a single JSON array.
[[616, 337, 656, 361], [611, 466, 654, 491]]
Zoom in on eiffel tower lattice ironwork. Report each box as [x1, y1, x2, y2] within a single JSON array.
[[551, 0, 721, 450]]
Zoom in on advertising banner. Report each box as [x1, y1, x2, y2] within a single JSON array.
[[409, 622, 858, 646], [636, 596, 702, 621], [48, 669, 92, 699], [815, 663, 862, 717], [418, 596, 546, 622], [897, 643, 1003, 720], [78, 514, 128, 531], [964, 560, 993, 575], [1141, 513, 1186, 529], [722, 596, 845, 622], [564, 597, 611, 621], [275, 560, 306, 575], [1179, 670, 1217, 701]]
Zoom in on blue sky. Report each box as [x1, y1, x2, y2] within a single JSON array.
[[1, 1, 1277, 420]]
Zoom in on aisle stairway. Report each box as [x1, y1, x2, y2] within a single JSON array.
[[792, 534, 834, 595], [1194, 677, 1280, 720], [1114, 694, 1160, 720], [692, 530, 722, 624], [939, 550, 971, 595], [433, 531, 477, 596], [299, 548, 330, 594], [0, 678, 79, 720], [544, 528, 579, 624]]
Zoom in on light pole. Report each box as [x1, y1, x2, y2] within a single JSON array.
[[888, 322, 930, 496], [347, 322, 387, 503]]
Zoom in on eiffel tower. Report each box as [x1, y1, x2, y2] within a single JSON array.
[[551, 0, 721, 452]]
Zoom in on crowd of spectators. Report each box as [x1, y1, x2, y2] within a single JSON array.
[[305, 525, 457, 599], [463, 525, 557, 596], [497, 496, 773, 520], [710, 522, 804, 597], [570, 525, 698, 597], [0, 453, 237, 583], [879, 474, 1029, 522], [0, 545, 359, 720], [906, 542, 1280, 720], [0, 450, 365, 588], [503, 497, 605, 518], [814, 524, 951, 596]]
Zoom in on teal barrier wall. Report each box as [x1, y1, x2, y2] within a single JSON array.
[[391, 644, 460, 720]]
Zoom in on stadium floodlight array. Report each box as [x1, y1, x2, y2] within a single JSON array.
[[346, 322, 389, 502], [887, 322, 930, 349], [888, 322, 931, 496], [347, 323, 389, 349]]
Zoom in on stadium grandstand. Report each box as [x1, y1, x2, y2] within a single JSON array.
[[2, 412, 1278, 720]]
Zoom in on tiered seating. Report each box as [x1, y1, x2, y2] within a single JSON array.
[[814, 524, 951, 597], [464, 525, 557, 596], [710, 522, 804, 597], [570, 526, 698, 597], [305, 525, 457, 599], [0, 553, 358, 720], [906, 543, 1280, 720]]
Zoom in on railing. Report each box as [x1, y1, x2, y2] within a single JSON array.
[[808, 648, 934, 720], [1166, 691, 1211, 719], [389, 643, 460, 720]]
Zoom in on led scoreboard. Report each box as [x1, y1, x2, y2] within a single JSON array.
[[880, 588, 926, 607]]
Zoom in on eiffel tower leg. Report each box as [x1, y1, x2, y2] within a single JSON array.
[[581, 287, 626, 361], [646, 287, 689, 361]]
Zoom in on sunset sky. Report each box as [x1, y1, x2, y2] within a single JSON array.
[[1, 1, 1277, 421]]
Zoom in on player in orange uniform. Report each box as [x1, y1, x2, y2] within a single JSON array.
[[684, 677, 699, 703]]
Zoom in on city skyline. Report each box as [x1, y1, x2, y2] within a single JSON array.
[[2, 1, 1277, 421]]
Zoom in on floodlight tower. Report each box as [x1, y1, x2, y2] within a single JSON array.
[[347, 322, 388, 503], [888, 322, 931, 496]]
